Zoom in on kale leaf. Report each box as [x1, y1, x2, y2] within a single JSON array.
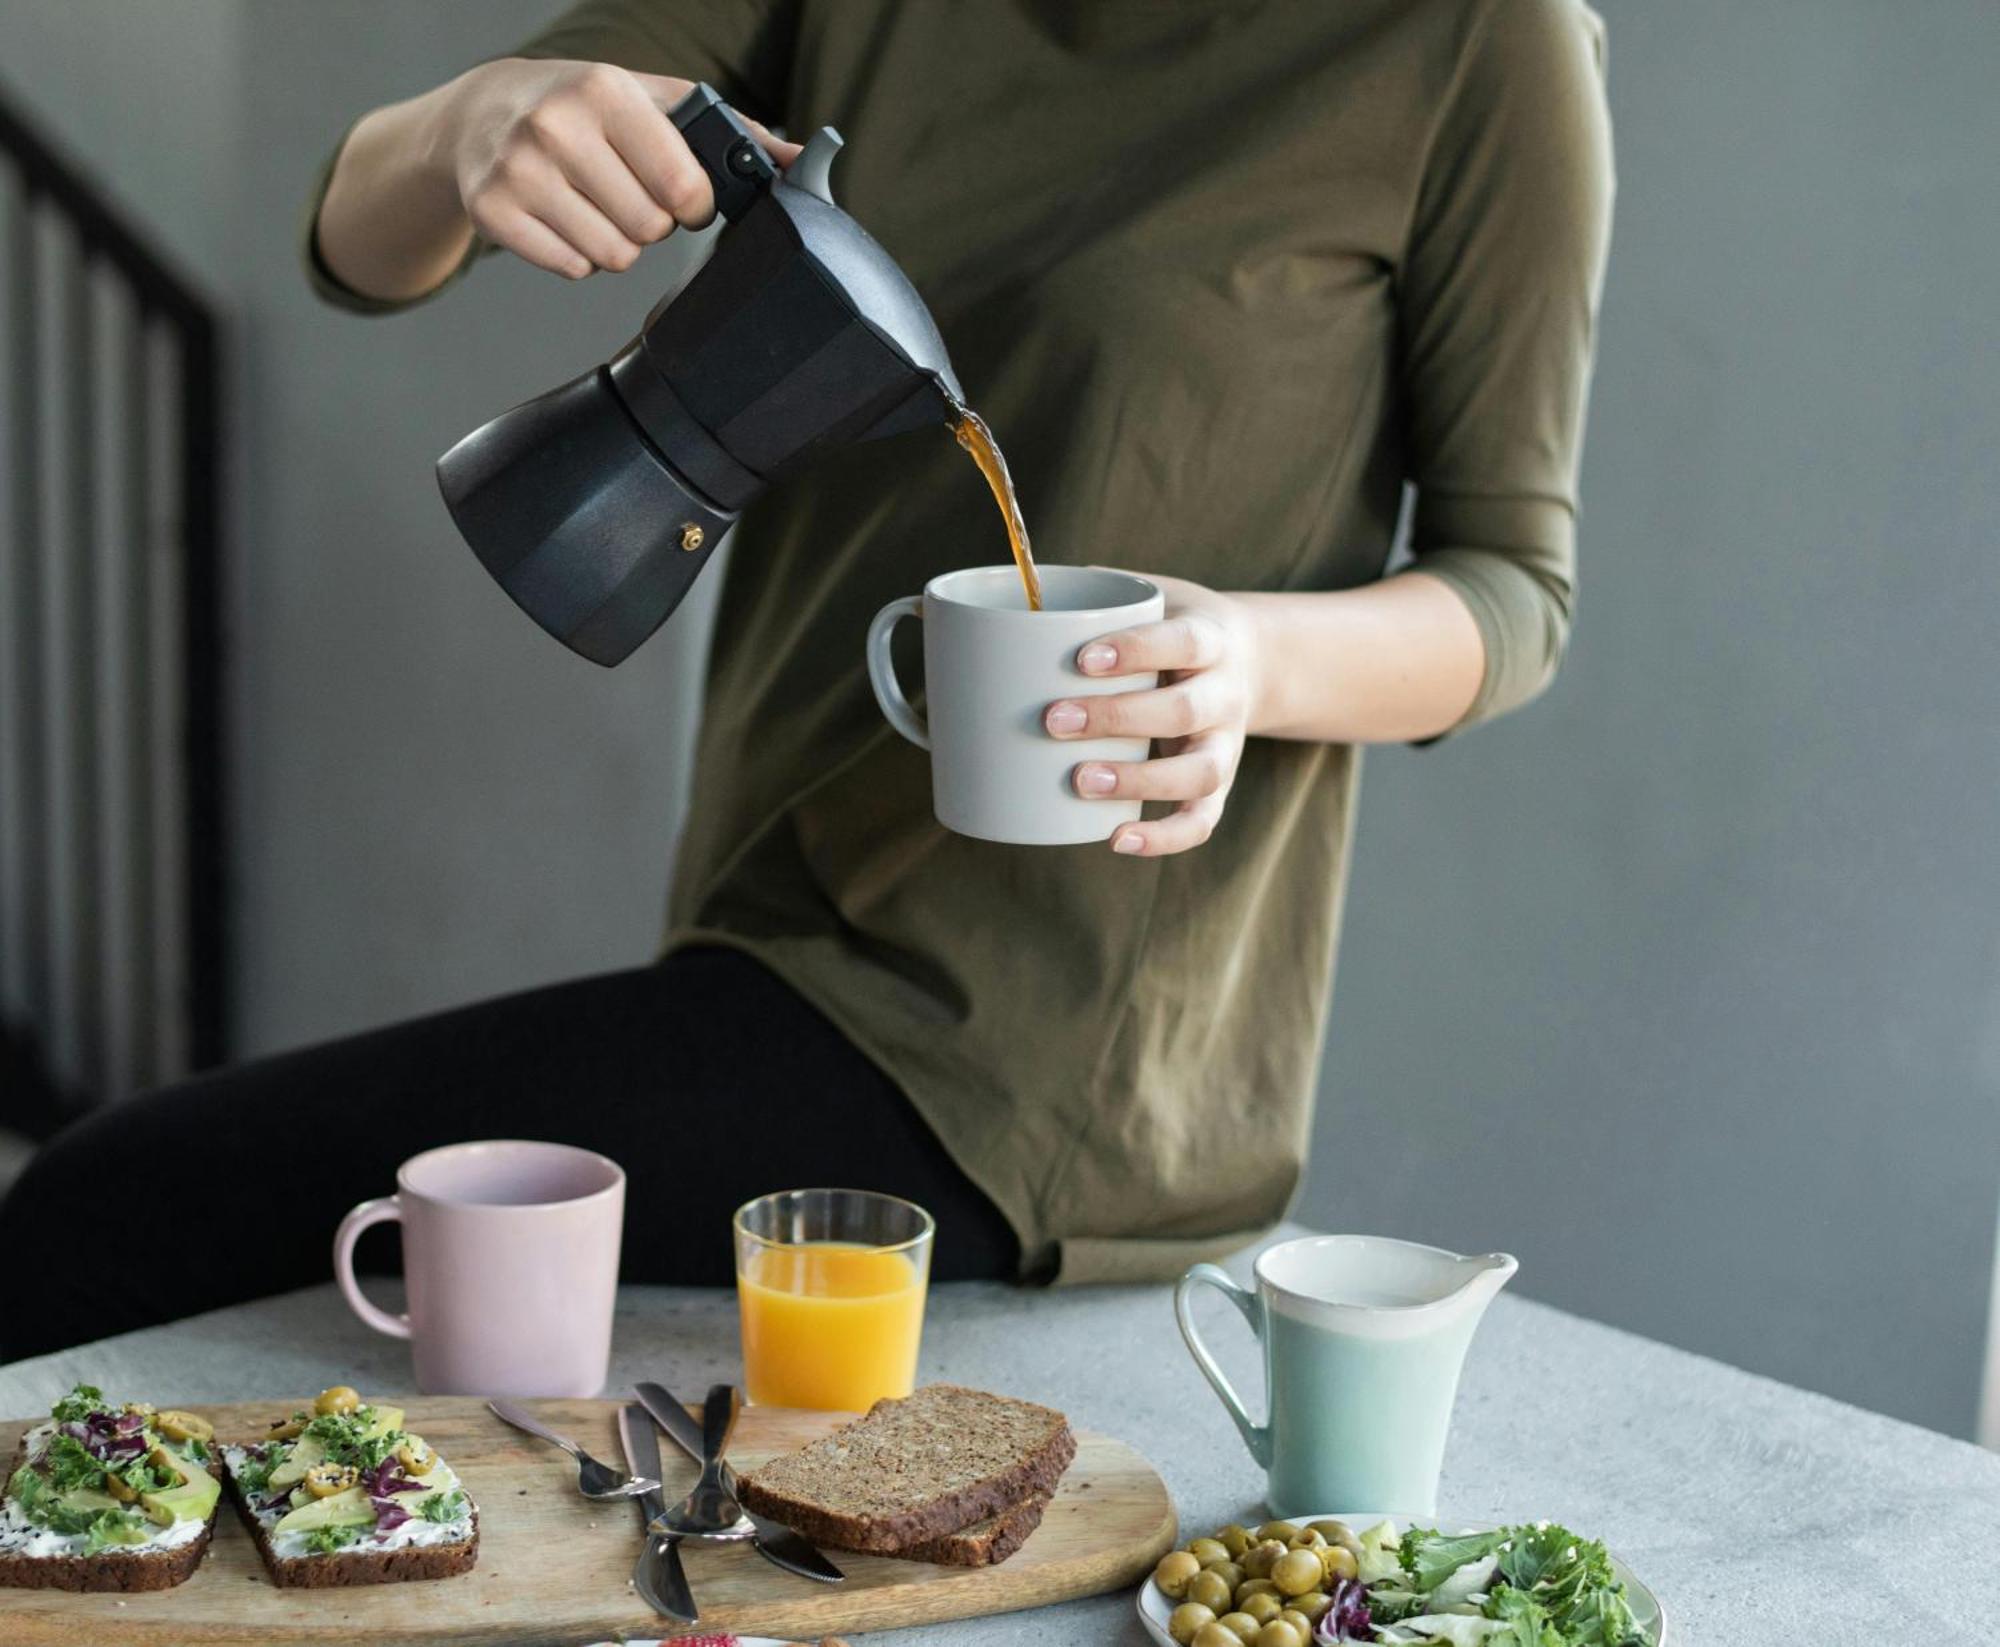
[[50, 1385, 109, 1424], [418, 1488, 467, 1524]]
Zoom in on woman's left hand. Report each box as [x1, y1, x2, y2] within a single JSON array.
[[1044, 576, 1261, 856]]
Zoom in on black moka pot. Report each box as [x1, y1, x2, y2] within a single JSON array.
[[436, 83, 965, 666]]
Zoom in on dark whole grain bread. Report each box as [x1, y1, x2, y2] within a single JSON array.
[[0, 1522, 214, 1592], [894, 1486, 1053, 1567], [738, 1384, 1075, 1556], [0, 1436, 223, 1592], [223, 1466, 479, 1588]]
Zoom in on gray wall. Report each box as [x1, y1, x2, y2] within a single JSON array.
[[4, 3, 1996, 1437], [1302, 0, 2000, 1439]]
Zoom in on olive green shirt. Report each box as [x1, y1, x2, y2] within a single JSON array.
[[311, 0, 1612, 1282]]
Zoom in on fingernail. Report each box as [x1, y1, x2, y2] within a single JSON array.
[[1076, 764, 1117, 796], [1078, 643, 1118, 674], [1112, 831, 1145, 855], [1046, 702, 1087, 736]]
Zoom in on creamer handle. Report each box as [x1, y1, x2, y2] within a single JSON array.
[[1174, 1263, 1270, 1468]]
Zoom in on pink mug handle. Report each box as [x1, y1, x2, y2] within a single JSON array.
[[334, 1196, 412, 1340]]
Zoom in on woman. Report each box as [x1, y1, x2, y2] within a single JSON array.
[[0, 0, 1611, 1356]]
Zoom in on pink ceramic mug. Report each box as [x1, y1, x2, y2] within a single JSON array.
[[334, 1139, 624, 1397]]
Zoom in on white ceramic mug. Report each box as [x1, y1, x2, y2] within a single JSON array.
[[334, 1139, 625, 1397], [866, 565, 1164, 845]]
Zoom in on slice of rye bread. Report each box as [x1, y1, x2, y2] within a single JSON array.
[[224, 1467, 478, 1588], [0, 1438, 222, 1592], [738, 1384, 1075, 1555], [893, 1486, 1053, 1567]]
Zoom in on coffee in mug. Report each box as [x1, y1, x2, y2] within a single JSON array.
[[334, 1139, 624, 1397]]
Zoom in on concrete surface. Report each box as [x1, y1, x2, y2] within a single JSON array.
[[3, 1228, 1996, 1645]]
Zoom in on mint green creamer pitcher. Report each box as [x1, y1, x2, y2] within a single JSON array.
[[1175, 1234, 1516, 1518]]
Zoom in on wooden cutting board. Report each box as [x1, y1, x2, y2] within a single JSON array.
[[0, 1397, 1176, 1645]]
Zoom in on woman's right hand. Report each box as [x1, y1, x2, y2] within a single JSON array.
[[436, 58, 801, 281]]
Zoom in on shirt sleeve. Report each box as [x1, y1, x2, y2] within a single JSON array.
[[303, 0, 801, 314], [1396, 0, 1614, 734]]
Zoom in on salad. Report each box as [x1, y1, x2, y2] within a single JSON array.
[[1152, 1515, 1647, 1647], [1353, 1520, 1646, 1646]]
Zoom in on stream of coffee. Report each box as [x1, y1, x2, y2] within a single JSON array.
[[949, 403, 1044, 611]]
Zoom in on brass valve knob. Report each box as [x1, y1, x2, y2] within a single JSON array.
[[679, 523, 706, 553]]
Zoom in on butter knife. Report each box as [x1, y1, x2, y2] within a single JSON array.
[[618, 1401, 698, 1623], [634, 1381, 845, 1584]]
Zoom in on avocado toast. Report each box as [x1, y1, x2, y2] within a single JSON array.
[[0, 1383, 223, 1591], [220, 1385, 477, 1587]]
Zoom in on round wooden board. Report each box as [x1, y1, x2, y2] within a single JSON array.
[[0, 1397, 1177, 1645]]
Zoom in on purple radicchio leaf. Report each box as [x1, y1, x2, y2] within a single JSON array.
[[1315, 1578, 1375, 1643]]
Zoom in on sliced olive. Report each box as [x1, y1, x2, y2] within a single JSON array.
[[303, 1462, 359, 1498], [122, 1402, 157, 1419], [395, 1438, 437, 1477], [314, 1385, 361, 1417], [266, 1411, 308, 1441], [156, 1410, 213, 1443]]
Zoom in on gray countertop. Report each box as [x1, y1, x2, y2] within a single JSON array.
[[3, 1229, 1996, 1645]]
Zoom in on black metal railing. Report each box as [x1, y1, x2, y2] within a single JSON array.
[[0, 83, 224, 1126]]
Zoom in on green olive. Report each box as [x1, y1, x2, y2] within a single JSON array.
[[1255, 1520, 1300, 1545], [1241, 1539, 1287, 1579], [1218, 1523, 1251, 1558], [1188, 1536, 1230, 1567], [1321, 1545, 1359, 1582], [1238, 1592, 1284, 1626], [1234, 1577, 1281, 1606], [1292, 1592, 1334, 1625], [1169, 1602, 1218, 1645], [1287, 1528, 1328, 1551], [1155, 1551, 1202, 1599], [1254, 1623, 1304, 1647], [1309, 1519, 1365, 1558], [1217, 1614, 1262, 1644], [1188, 1569, 1234, 1613], [1272, 1549, 1323, 1598], [1280, 1608, 1318, 1638], [1191, 1624, 1242, 1647], [1205, 1561, 1245, 1595], [313, 1385, 361, 1417]]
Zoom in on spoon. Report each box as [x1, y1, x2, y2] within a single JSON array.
[[487, 1398, 661, 1500], [649, 1383, 748, 1538]]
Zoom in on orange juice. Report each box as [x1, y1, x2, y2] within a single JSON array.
[[737, 1241, 927, 1411]]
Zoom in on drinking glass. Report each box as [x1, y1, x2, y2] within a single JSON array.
[[734, 1188, 934, 1411]]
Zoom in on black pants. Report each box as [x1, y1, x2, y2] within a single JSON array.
[[0, 948, 1018, 1361]]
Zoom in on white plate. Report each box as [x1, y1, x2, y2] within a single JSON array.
[[1134, 1513, 1666, 1646]]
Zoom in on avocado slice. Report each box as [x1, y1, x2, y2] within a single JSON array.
[[140, 1444, 218, 1526], [360, 1405, 404, 1439], [273, 1485, 374, 1536], [268, 1435, 324, 1491], [142, 1473, 219, 1526], [53, 1484, 123, 1517]]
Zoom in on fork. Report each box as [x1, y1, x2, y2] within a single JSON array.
[[487, 1398, 660, 1500]]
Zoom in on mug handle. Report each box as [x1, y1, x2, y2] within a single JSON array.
[[1175, 1263, 1271, 1468], [334, 1196, 413, 1340], [866, 596, 930, 750]]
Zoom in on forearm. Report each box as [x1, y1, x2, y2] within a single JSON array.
[[1238, 572, 1485, 744], [316, 78, 474, 304]]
